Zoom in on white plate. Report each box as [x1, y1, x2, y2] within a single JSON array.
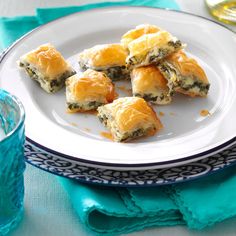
[[1, 7, 236, 170]]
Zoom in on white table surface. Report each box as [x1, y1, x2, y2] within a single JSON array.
[[1, 0, 236, 235]]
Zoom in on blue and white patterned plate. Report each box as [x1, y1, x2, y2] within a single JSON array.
[[25, 140, 236, 187]]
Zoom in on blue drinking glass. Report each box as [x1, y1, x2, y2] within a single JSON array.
[[0, 89, 25, 235]]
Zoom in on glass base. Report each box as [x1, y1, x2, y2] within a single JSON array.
[[0, 208, 23, 236], [205, 0, 236, 25]]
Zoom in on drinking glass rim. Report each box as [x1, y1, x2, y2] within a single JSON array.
[[0, 89, 25, 144]]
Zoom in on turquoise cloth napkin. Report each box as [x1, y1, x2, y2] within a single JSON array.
[[1, 1, 236, 235], [60, 165, 236, 234]]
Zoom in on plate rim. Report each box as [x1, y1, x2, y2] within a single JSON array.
[[24, 139, 236, 187], [26, 136, 236, 169], [1, 6, 236, 168]]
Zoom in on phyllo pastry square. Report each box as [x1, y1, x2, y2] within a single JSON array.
[[18, 43, 76, 93], [126, 30, 184, 68], [66, 69, 115, 112], [131, 65, 172, 105], [121, 24, 161, 49], [78, 44, 129, 81], [158, 50, 210, 97], [97, 97, 163, 142]]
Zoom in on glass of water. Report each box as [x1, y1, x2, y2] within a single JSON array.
[[0, 89, 25, 235]]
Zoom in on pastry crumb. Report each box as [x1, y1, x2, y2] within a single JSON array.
[[100, 131, 113, 141], [200, 109, 210, 117]]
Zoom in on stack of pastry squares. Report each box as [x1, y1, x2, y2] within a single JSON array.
[[19, 24, 210, 142]]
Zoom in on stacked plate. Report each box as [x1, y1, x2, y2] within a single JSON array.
[[1, 7, 236, 186]]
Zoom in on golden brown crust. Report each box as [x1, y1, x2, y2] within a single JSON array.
[[78, 44, 127, 67], [131, 65, 168, 92], [166, 50, 209, 83], [121, 24, 161, 48], [128, 30, 177, 57], [67, 69, 115, 103], [108, 97, 163, 132], [23, 44, 70, 78]]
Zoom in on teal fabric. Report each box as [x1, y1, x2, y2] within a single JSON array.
[[170, 166, 236, 230], [1, 1, 236, 235], [59, 178, 184, 235], [60, 166, 236, 235], [0, 16, 40, 51], [37, 0, 180, 24]]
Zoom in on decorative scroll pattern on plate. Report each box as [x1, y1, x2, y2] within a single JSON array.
[[24, 141, 236, 187]]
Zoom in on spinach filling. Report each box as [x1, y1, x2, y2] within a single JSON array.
[[50, 70, 76, 89], [19, 62, 24, 67], [158, 63, 179, 88], [20, 62, 38, 80], [102, 66, 128, 81], [134, 93, 165, 102], [78, 62, 88, 71], [127, 45, 181, 67], [120, 127, 155, 142], [25, 67, 38, 80], [20, 62, 76, 92], [159, 63, 210, 95], [167, 40, 182, 49], [120, 128, 144, 142], [127, 40, 182, 67], [79, 62, 129, 81], [179, 79, 210, 94], [98, 114, 108, 125], [158, 64, 173, 74], [127, 56, 141, 66], [68, 101, 103, 111], [147, 48, 169, 63]]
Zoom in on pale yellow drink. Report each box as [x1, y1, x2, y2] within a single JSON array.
[[205, 0, 236, 25]]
